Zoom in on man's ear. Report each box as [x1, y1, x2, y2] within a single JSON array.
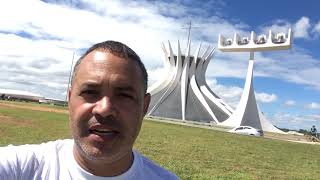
[[67, 87, 72, 106], [143, 93, 151, 116]]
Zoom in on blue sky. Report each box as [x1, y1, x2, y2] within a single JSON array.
[[0, 0, 319, 130]]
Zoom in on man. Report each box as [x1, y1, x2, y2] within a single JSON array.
[[0, 40, 179, 179], [310, 125, 318, 138]]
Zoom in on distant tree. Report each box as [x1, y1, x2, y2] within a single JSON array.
[[277, 127, 290, 132], [298, 129, 309, 135]]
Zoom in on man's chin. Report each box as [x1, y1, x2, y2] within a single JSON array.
[[86, 149, 120, 162], [75, 141, 131, 163]]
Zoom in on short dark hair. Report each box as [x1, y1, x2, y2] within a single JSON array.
[[71, 40, 148, 92]]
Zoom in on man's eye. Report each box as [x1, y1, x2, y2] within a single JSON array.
[[119, 93, 133, 99], [81, 90, 98, 95]]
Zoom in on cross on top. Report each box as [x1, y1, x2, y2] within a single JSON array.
[[181, 21, 200, 43]]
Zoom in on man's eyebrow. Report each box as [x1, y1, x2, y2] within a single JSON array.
[[115, 86, 136, 92], [79, 82, 101, 89]]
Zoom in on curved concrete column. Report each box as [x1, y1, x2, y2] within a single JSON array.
[[181, 40, 191, 120], [147, 41, 184, 116], [147, 42, 176, 95], [197, 47, 234, 117], [220, 59, 261, 129], [148, 40, 234, 123]]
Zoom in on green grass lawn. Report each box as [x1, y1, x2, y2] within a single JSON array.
[[0, 104, 319, 179]]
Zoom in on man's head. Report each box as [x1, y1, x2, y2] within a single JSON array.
[[68, 41, 150, 173], [71, 41, 148, 93]]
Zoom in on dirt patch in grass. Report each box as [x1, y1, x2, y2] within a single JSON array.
[[264, 131, 312, 143], [0, 115, 36, 127], [0, 102, 68, 114]]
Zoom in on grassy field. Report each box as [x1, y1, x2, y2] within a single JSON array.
[[0, 101, 319, 179]]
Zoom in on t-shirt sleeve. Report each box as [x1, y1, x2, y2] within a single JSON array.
[[0, 144, 41, 179]]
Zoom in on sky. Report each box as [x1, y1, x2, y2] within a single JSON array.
[[0, 0, 319, 130]]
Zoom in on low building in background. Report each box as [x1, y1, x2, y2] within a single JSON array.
[[39, 98, 67, 106], [0, 88, 67, 106], [0, 88, 45, 102]]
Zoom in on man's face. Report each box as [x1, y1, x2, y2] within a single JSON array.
[[68, 50, 150, 163]]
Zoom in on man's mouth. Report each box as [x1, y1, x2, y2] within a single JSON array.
[[89, 127, 119, 136], [90, 129, 114, 136]]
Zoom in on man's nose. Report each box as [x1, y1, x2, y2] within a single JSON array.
[[92, 96, 115, 117]]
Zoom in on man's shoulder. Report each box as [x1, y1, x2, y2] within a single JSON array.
[[0, 139, 74, 179], [2, 139, 73, 147], [41, 139, 73, 149], [134, 151, 179, 180], [0, 139, 73, 164]]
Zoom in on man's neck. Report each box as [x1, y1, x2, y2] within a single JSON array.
[[73, 146, 134, 177]]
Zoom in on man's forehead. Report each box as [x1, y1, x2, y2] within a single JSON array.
[[82, 50, 119, 64], [92, 50, 109, 62], [74, 50, 144, 89], [78, 50, 126, 72]]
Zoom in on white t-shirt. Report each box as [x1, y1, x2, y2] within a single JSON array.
[[0, 139, 179, 180]]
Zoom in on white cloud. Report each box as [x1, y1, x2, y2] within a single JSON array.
[[255, 49, 320, 90], [0, 0, 319, 103], [284, 100, 296, 106], [213, 17, 320, 91], [305, 102, 320, 110], [207, 79, 242, 108], [308, 114, 320, 121], [259, 16, 311, 39], [206, 79, 277, 108], [259, 20, 291, 35], [293, 16, 311, 38], [0, 0, 194, 98], [313, 21, 320, 36], [255, 93, 277, 103], [147, 67, 168, 85], [270, 113, 320, 130]]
